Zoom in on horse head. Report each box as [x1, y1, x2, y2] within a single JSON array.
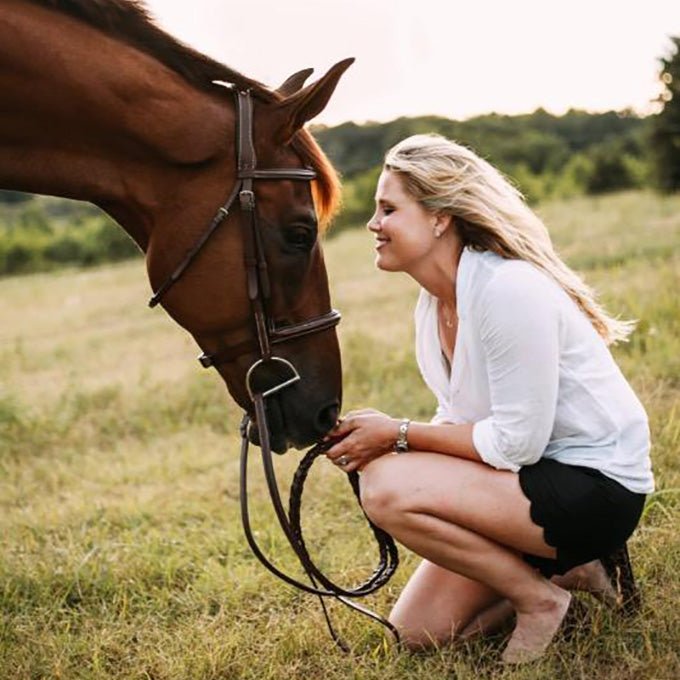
[[145, 60, 353, 452]]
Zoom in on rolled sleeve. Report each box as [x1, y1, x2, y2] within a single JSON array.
[[431, 401, 450, 424], [471, 266, 560, 470], [473, 417, 522, 471]]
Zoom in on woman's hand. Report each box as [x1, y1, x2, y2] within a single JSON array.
[[325, 408, 400, 473]]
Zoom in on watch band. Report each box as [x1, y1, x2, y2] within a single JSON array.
[[394, 418, 411, 453]]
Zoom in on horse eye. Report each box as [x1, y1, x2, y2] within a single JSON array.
[[284, 225, 316, 251]]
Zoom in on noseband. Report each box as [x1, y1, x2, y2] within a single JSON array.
[[147, 88, 398, 650]]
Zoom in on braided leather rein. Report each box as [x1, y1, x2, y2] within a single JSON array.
[[241, 396, 401, 650]]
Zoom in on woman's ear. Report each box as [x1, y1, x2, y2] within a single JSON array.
[[433, 212, 454, 238]]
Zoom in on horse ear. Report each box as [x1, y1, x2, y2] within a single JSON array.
[[276, 68, 314, 97], [272, 58, 355, 144]]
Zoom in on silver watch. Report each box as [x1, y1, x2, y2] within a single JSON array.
[[394, 418, 411, 453]]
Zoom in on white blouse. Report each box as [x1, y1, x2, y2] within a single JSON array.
[[414, 247, 654, 494]]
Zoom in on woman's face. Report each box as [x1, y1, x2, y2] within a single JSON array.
[[367, 170, 440, 273]]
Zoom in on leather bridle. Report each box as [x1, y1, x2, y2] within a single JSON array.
[[147, 88, 399, 650], [148, 88, 341, 390]]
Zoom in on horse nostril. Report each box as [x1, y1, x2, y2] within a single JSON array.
[[316, 401, 340, 435]]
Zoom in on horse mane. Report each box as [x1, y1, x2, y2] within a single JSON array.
[[30, 0, 275, 98], [29, 0, 342, 226]]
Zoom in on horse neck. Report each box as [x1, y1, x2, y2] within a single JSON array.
[[0, 0, 234, 249]]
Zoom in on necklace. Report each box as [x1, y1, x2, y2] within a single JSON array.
[[438, 300, 457, 329]]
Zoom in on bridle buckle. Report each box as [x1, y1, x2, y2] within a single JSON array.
[[239, 189, 255, 211]]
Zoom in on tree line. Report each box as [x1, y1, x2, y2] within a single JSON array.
[[314, 35, 679, 230], [1, 36, 678, 275], [313, 108, 650, 230], [0, 197, 138, 276]]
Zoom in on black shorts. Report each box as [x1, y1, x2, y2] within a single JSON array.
[[518, 458, 646, 577]]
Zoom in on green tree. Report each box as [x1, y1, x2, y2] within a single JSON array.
[[650, 36, 680, 192], [583, 141, 636, 194]]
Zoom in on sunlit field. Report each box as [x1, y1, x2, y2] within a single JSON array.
[[1, 190, 679, 679]]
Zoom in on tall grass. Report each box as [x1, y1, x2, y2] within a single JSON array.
[[1, 190, 679, 678]]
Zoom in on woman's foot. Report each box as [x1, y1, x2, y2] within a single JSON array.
[[501, 584, 572, 664], [552, 559, 618, 607]]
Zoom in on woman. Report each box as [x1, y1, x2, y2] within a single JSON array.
[[325, 134, 653, 663]]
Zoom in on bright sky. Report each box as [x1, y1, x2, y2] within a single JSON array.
[[145, 0, 680, 126]]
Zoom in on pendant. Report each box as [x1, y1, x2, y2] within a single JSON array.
[[439, 300, 455, 329]]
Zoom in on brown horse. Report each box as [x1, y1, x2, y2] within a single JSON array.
[[0, 0, 351, 451]]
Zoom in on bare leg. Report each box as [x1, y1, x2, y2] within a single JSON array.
[[388, 506, 571, 662], [388, 559, 501, 646], [459, 599, 515, 640], [360, 452, 574, 662]]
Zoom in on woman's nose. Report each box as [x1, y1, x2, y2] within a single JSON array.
[[367, 213, 380, 231]]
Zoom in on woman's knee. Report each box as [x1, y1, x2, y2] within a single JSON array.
[[359, 454, 405, 529]]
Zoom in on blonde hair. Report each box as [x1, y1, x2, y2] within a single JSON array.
[[384, 134, 634, 345]]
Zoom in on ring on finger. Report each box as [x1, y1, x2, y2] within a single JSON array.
[[337, 455, 350, 467]]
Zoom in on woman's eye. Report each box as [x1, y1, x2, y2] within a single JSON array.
[[383, 208, 394, 215]]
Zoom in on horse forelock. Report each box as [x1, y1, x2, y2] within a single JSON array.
[[292, 132, 342, 233]]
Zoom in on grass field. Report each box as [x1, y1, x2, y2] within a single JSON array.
[[1, 190, 679, 679]]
